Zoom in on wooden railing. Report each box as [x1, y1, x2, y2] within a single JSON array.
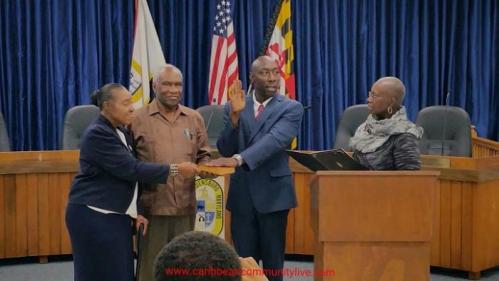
[[471, 127, 499, 158]]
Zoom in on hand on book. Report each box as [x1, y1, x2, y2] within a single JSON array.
[[206, 157, 238, 167], [198, 164, 235, 176]]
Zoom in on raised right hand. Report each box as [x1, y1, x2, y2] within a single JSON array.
[[229, 80, 246, 114], [177, 162, 199, 178]]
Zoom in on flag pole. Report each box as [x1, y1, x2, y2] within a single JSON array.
[[260, 0, 285, 56]]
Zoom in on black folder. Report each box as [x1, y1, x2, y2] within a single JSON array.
[[287, 149, 367, 171]]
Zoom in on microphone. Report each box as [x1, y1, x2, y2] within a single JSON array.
[[440, 91, 451, 155], [204, 110, 215, 133], [246, 83, 253, 97]]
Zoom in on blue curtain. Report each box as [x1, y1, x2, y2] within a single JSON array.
[[146, 0, 278, 107], [0, 0, 497, 151], [293, 0, 498, 149], [0, 0, 133, 150]]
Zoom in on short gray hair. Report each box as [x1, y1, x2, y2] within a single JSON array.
[[153, 64, 183, 83]]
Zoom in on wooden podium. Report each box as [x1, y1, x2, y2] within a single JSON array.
[[287, 155, 499, 279], [311, 171, 440, 281]]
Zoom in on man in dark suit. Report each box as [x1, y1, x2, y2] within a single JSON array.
[[208, 56, 304, 281]]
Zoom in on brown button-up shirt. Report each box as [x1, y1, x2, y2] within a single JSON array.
[[130, 100, 211, 216]]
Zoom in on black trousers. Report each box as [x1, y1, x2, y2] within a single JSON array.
[[230, 209, 289, 281], [65, 203, 134, 281]]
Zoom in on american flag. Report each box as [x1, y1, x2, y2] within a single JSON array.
[[208, 0, 239, 105]]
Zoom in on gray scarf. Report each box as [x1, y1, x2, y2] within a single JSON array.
[[349, 107, 423, 153]]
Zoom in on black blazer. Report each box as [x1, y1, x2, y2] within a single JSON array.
[[68, 115, 169, 213]]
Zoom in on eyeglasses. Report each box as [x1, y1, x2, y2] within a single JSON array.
[[368, 91, 383, 99]]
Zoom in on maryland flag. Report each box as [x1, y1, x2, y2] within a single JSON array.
[[264, 0, 295, 99], [129, 0, 166, 108], [264, 0, 297, 148]]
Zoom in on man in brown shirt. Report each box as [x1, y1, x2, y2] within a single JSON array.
[[131, 64, 211, 281]]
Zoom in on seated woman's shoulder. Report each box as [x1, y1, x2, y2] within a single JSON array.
[[393, 132, 419, 145]]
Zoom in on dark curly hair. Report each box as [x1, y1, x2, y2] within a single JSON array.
[[153, 231, 242, 281]]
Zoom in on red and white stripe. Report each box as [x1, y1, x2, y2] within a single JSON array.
[[208, 23, 239, 105]]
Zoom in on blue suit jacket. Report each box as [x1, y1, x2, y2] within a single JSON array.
[[217, 94, 304, 214], [68, 115, 169, 213]]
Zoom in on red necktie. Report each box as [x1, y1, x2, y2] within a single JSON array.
[[255, 104, 264, 119]]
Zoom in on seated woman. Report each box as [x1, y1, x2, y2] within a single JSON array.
[[350, 77, 423, 170]]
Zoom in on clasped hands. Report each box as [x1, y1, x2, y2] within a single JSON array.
[[175, 162, 217, 179], [135, 162, 216, 236]]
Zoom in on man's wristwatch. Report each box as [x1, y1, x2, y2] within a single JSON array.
[[169, 164, 179, 177], [232, 154, 243, 166]]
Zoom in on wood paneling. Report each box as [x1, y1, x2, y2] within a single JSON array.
[[0, 151, 79, 175], [450, 181, 462, 268], [37, 174, 50, 256], [0, 176, 5, 258], [60, 173, 72, 254], [0, 151, 78, 259], [27, 174, 39, 256], [461, 182, 473, 270], [439, 180, 452, 267], [48, 173, 61, 254], [314, 171, 437, 242], [472, 180, 499, 271], [292, 173, 315, 254], [319, 242, 431, 281], [15, 174, 28, 257], [4, 175, 17, 257], [427, 175, 499, 274], [312, 172, 438, 281]]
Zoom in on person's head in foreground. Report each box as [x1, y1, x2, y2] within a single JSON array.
[[350, 76, 423, 170], [154, 231, 242, 281], [90, 83, 134, 127]]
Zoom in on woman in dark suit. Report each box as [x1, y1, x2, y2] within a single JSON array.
[[65, 83, 198, 281]]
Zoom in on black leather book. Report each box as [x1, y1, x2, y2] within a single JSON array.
[[287, 149, 367, 171]]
